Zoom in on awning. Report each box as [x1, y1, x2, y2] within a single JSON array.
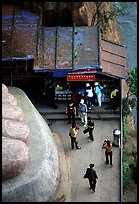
[[67, 70, 124, 82]]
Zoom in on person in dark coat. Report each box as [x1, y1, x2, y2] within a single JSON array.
[[83, 117, 94, 142], [45, 80, 58, 109], [83, 163, 98, 192]]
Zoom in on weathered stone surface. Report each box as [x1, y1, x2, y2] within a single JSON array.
[[2, 84, 30, 180], [2, 92, 17, 106], [2, 119, 29, 143], [2, 85, 60, 202], [2, 137, 29, 180], [2, 104, 24, 121], [2, 83, 8, 93]]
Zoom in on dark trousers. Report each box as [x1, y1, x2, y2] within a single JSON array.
[[70, 137, 79, 149], [105, 151, 113, 165], [111, 96, 120, 110], [68, 113, 75, 125], [89, 179, 97, 190], [83, 128, 94, 141], [87, 96, 94, 108]]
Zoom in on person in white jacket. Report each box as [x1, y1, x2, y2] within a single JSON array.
[[85, 83, 94, 109]]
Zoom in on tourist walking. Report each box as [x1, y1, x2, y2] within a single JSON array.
[[94, 82, 103, 107], [83, 163, 98, 192], [69, 124, 81, 150], [85, 83, 94, 109], [66, 100, 76, 125], [83, 117, 94, 142], [102, 139, 113, 166], [78, 99, 88, 127]]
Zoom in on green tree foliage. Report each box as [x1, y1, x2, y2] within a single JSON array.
[[123, 162, 129, 192], [122, 118, 127, 145], [126, 67, 137, 98], [122, 67, 137, 117]]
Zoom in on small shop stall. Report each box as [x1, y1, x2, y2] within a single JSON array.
[[54, 83, 73, 101], [55, 90, 72, 101]]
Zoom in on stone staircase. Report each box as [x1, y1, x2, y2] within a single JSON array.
[[34, 102, 121, 121]]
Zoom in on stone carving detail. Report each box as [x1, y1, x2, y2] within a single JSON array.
[[2, 83, 8, 93], [2, 104, 24, 122], [2, 84, 30, 180], [2, 92, 17, 106], [2, 119, 29, 143], [2, 137, 29, 180]]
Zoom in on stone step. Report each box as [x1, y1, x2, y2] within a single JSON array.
[[40, 112, 120, 121]]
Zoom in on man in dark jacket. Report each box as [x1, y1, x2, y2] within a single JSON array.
[[45, 80, 58, 109], [83, 117, 94, 142], [83, 163, 98, 192]]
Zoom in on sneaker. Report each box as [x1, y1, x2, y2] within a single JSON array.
[[76, 146, 81, 149], [88, 139, 93, 142], [110, 164, 113, 167], [105, 161, 109, 165], [92, 189, 95, 192]]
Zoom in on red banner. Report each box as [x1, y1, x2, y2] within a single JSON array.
[[67, 74, 96, 81]]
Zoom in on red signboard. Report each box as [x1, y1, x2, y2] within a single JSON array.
[[67, 74, 96, 81]]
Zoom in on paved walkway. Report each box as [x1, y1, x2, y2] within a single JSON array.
[[49, 118, 121, 202], [30, 97, 122, 202]]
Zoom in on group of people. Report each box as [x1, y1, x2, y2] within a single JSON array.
[[77, 82, 104, 110], [68, 116, 113, 192], [83, 138, 113, 192], [66, 95, 113, 193], [44, 80, 120, 113]]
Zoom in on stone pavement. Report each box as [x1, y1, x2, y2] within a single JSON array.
[[34, 100, 122, 202], [49, 119, 122, 202]]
